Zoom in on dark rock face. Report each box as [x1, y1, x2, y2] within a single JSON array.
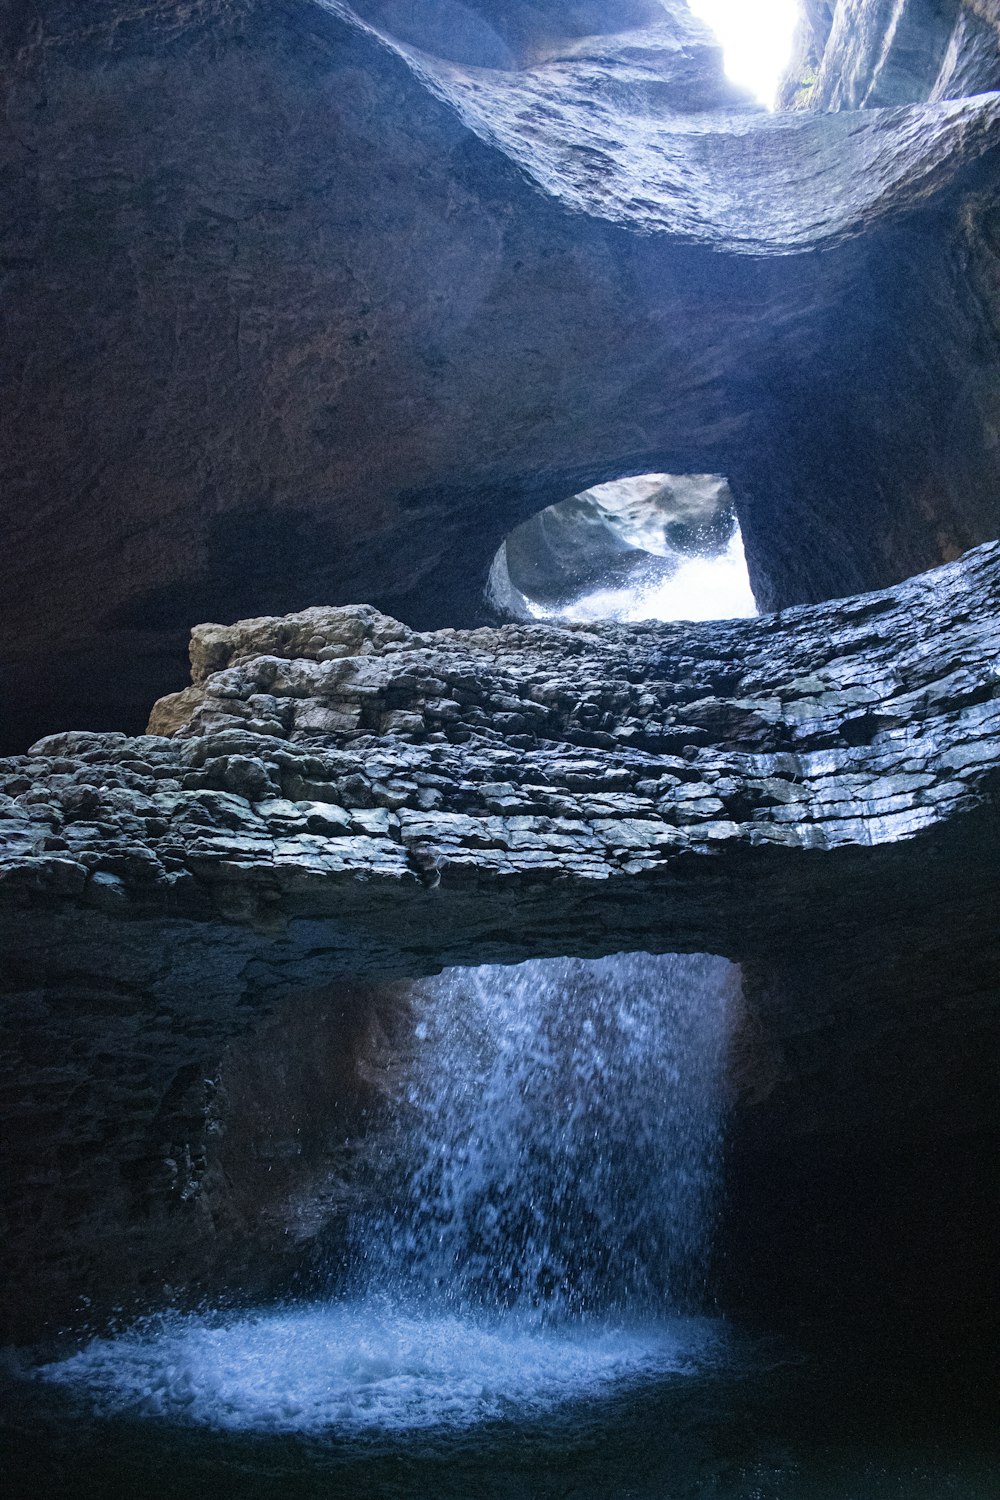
[[2, 543, 999, 1339], [0, 966, 411, 1343], [6, 0, 1000, 747]]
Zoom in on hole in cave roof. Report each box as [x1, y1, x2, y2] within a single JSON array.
[[689, 0, 802, 108], [487, 472, 758, 624]]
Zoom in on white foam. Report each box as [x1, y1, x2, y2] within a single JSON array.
[[542, 530, 757, 625], [37, 1302, 723, 1435]]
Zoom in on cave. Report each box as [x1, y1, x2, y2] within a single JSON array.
[[2, 2, 1000, 1497]]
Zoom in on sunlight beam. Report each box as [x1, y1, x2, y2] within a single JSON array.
[[688, 0, 801, 109]]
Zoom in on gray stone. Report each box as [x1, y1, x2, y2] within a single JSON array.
[[7, 1, 1000, 746]]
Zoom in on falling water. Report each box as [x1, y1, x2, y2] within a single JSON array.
[[37, 952, 737, 1433], [352, 952, 734, 1321]]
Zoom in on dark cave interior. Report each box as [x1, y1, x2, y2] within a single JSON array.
[[2, 2, 1000, 1495]]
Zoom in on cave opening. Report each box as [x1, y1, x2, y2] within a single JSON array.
[[488, 473, 758, 623], [689, 0, 801, 107]]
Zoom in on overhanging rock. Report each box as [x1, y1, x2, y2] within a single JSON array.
[[3, 544, 1000, 1340], [3, 541, 999, 982], [6, 0, 1000, 747]]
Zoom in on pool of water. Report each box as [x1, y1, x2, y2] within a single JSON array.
[[5, 1303, 997, 1499], [33, 1302, 725, 1435]]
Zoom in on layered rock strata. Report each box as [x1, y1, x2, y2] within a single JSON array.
[[2, 543, 999, 1338], [4, 541, 999, 959], [6, 0, 1000, 745]]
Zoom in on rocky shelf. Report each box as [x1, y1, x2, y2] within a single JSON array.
[[3, 544, 999, 1340], [3, 540, 999, 974]]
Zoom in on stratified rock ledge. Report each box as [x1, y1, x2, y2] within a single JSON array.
[[2, 544, 999, 1342], [3, 541, 999, 976]]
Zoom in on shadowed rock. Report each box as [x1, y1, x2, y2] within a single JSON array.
[[5, 0, 1000, 747], [3, 544, 1000, 1338]]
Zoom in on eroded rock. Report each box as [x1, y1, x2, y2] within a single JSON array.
[[5, 0, 1000, 746], [3, 545, 1000, 1339], [3, 540, 997, 950]]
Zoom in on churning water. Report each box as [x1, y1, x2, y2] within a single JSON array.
[[351, 952, 733, 1319], [34, 1303, 726, 1436], [37, 953, 736, 1434], [531, 528, 758, 625]]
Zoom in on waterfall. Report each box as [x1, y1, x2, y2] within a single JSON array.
[[37, 953, 736, 1433], [351, 952, 734, 1321]]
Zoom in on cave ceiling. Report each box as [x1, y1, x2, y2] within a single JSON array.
[[4, 0, 1000, 746]]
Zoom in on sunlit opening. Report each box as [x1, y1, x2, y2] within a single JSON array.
[[488, 473, 758, 625], [688, 0, 800, 109], [547, 527, 757, 624]]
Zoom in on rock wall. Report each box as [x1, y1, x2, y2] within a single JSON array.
[[5, 0, 1000, 747], [782, 0, 1000, 110], [2, 543, 999, 1340]]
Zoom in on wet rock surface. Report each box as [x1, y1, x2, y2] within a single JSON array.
[[3, 541, 998, 953], [6, 0, 1000, 746], [2, 546, 999, 1339]]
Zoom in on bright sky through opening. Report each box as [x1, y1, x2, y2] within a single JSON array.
[[688, 0, 800, 109]]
